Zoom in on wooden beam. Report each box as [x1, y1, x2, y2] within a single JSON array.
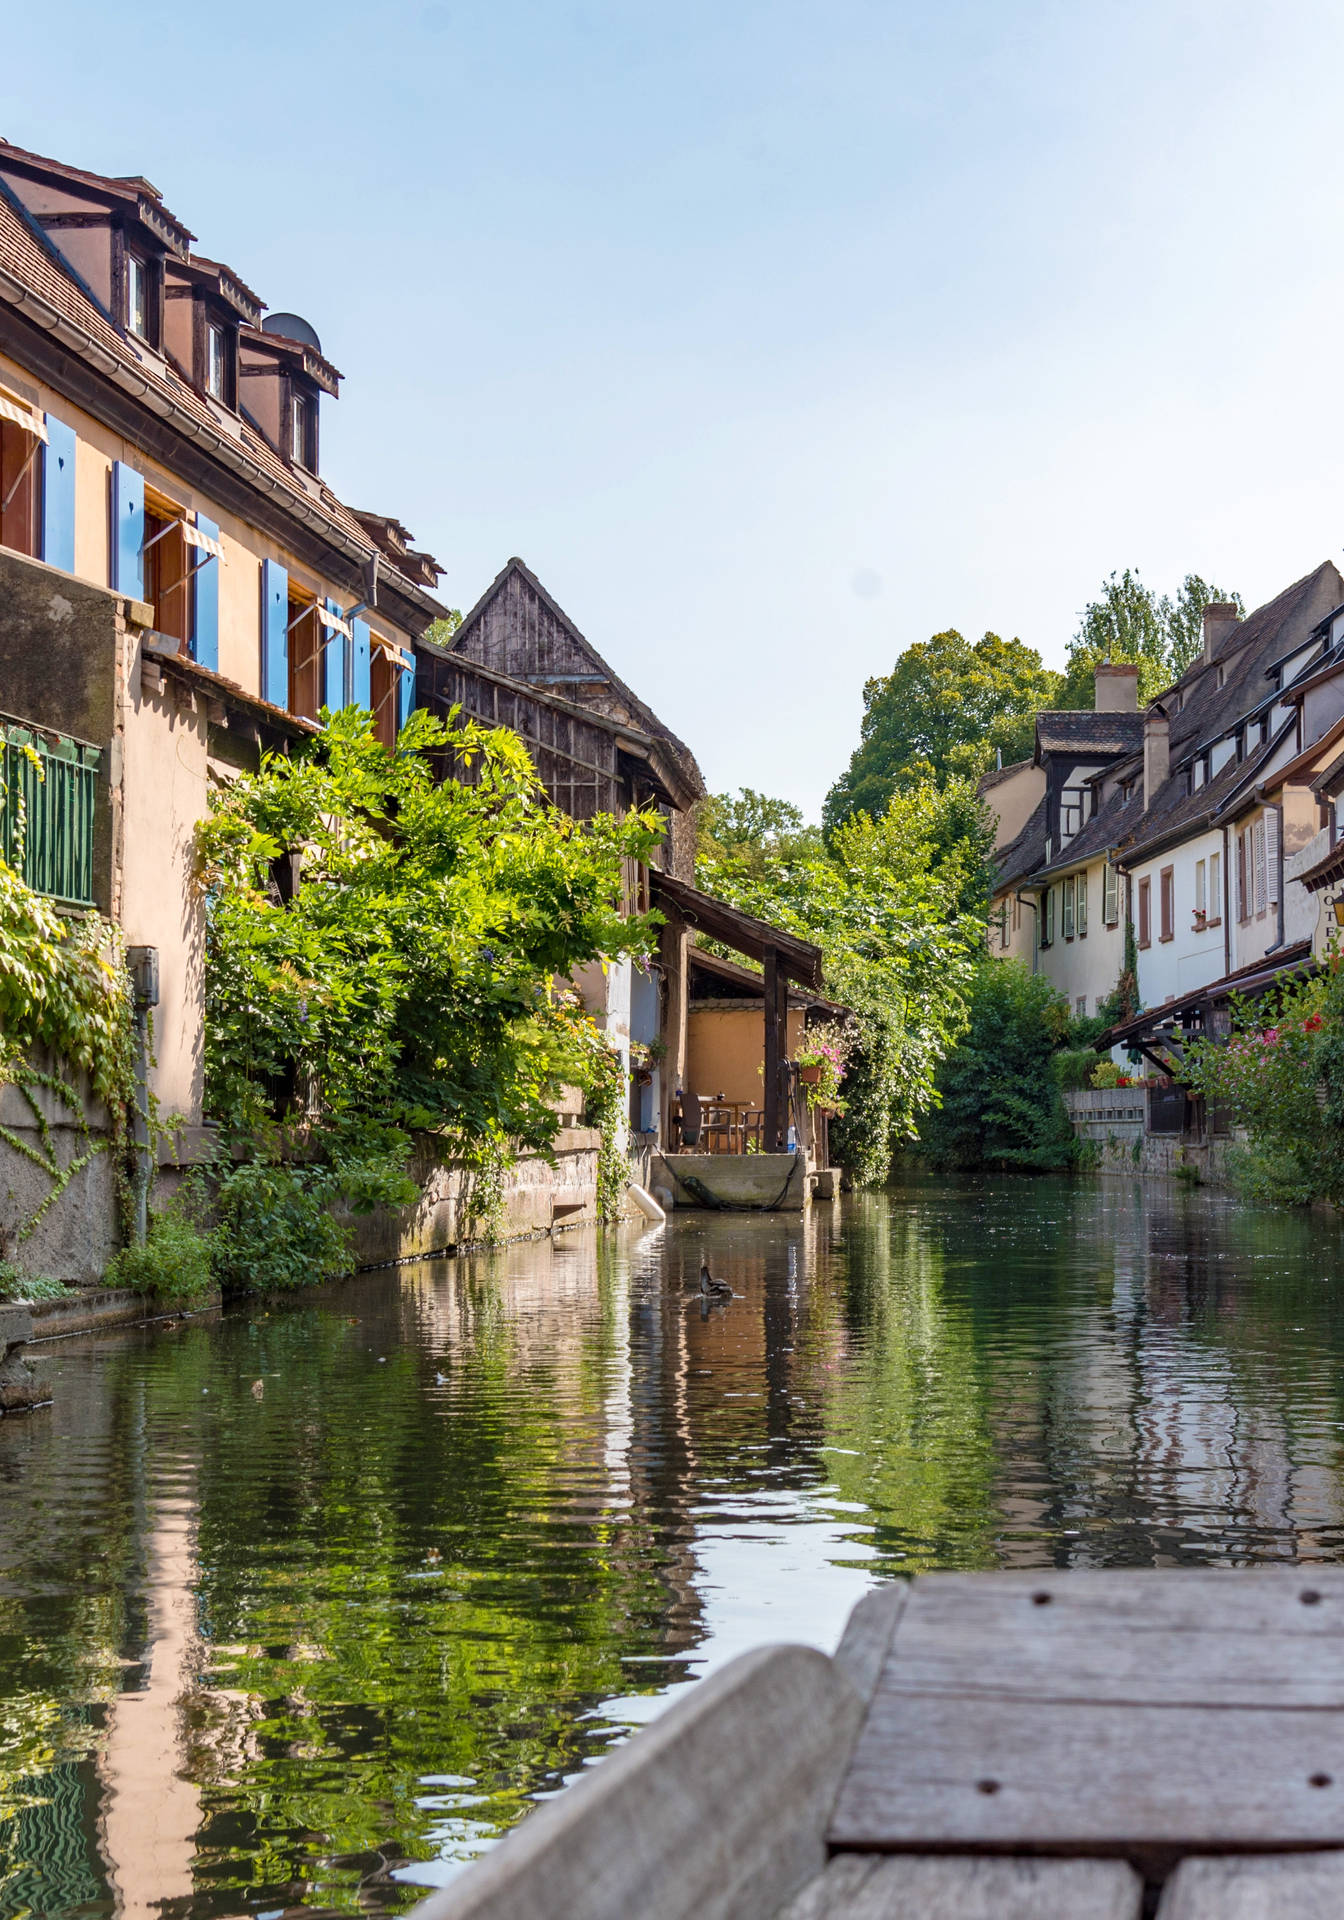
[[763, 945, 788, 1151]]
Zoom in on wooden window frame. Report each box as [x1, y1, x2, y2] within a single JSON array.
[[0, 411, 41, 559], [288, 386, 317, 472], [1077, 871, 1087, 939], [287, 585, 322, 721], [1062, 874, 1075, 941], [1159, 866, 1174, 943], [1253, 818, 1268, 917], [1208, 850, 1222, 927], [370, 636, 401, 751], [142, 487, 193, 650], [1137, 876, 1151, 949]]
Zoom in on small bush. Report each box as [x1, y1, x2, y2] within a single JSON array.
[[105, 1189, 215, 1309], [1052, 1047, 1100, 1091], [1090, 1060, 1122, 1089], [212, 1161, 352, 1295], [0, 1262, 74, 1303]]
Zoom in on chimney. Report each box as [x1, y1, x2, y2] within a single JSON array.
[[1144, 703, 1170, 805], [1094, 662, 1140, 711], [1202, 602, 1240, 665]]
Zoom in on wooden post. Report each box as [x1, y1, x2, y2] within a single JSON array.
[[763, 945, 788, 1152], [660, 912, 688, 1147]]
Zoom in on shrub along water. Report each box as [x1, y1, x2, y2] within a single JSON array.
[[196, 706, 660, 1290]]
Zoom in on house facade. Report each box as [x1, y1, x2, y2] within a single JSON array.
[[0, 139, 444, 1132], [985, 562, 1344, 1127]]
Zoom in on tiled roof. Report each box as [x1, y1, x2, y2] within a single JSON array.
[[978, 756, 1032, 793], [1034, 710, 1146, 758], [1035, 784, 1143, 878], [0, 181, 440, 616]]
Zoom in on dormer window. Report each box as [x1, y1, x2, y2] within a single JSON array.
[[126, 251, 148, 337], [206, 322, 228, 401], [290, 390, 315, 470]]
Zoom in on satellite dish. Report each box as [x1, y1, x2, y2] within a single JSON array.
[[262, 312, 322, 353]]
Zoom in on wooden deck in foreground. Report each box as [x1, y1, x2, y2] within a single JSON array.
[[413, 1572, 1344, 1920]]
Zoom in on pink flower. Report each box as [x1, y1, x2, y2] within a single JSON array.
[[1261, 1028, 1280, 1046], [1304, 1014, 1323, 1032]]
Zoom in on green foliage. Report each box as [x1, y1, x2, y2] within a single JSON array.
[[571, 1016, 631, 1223], [1181, 957, 1344, 1206], [1052, 1047, 1100, 1092], [0, 1262, 72, 1303], [1059, 570, 1243, 708], [198, 707, 660, 1242], [211, 1161, 354, 1294], [696, 789, 823, 874], [919, 959, 1078, 1171], [0, 776, 137, 1243], [105, 1185, 215, 1308], [698, 783, 986, 1184], [795, 1019, 852, 1112], [823, 630, 1062, 830]]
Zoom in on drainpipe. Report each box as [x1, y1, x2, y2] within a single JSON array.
[[126, 947, 159, 1246]]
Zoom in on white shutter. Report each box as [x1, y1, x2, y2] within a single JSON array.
[[1253, 819, 1267, 916], [1266, 807, 1281, 906], [1077, 872, 1088, 938], [1103, 863, 1119, 925]]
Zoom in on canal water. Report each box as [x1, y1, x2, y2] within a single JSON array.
[[5, 1176, 1344, 1916]]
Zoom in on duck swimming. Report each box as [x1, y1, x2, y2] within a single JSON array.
[[699, 1258, 733, 1301]]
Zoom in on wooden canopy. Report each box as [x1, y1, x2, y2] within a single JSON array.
[[650, 872, 823, 991]]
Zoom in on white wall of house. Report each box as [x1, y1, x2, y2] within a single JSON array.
[[1035, 858, 1127, 1017], [988, 887, 1038, 966], [1227, 804, 1281, 972], [1128, 828, 1228, 1007]]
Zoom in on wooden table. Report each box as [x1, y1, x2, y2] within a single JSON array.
[[698, 1099, 760, 1154]]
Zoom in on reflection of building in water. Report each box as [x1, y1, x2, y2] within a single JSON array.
[[97, 1491, 202, 1919], [988, 1181, 1344, 1565]]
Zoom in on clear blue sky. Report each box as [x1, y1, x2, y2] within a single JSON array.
[[5, 2, 1343, 815]]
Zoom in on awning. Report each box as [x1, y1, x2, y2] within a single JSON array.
[[316, 605, 351, 639], [1103, 940, 1315, 1049], [0, 392, 46, 440], [182, 519, 223, 561], [651, 870, 823, 990], [371, 634, 411, 668]]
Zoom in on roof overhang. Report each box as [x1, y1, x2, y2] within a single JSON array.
[[651, 871, 824, 990], [687, 942, 849, 1014], [1102, 941, 1314, 1051]]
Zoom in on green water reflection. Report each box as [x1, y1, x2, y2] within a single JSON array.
[[4, 1177, 1344, 1914]]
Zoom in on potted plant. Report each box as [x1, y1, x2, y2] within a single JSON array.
[[793, 1021, 853, 1114]]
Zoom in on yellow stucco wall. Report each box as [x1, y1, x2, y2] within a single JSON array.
[[686, 1005, 805, 1107]]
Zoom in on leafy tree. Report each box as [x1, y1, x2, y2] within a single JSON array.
[[823, 631, 1062, 832], [1059, 570, 1243, 708], [198, 706, 661, 1189], [696, 788, 822, 876], [918, 958, 1077, 1171], [698, 783, 988, 1182]]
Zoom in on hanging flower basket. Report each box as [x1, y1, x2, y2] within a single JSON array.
[[799, 1063, 823, 1086]]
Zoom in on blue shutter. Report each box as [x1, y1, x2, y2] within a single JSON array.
[[110, 462, 144, 597], [351, 617, 371, 711], [192, 514, 220, 672], [41, 416, 76, 572], [261, 559, 289, 709], [322, 598, 349, 713], [397, 648, 416, 733]]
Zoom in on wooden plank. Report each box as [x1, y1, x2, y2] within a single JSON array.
[[831, 1572, 1344, 1856], [777, 1855, 1143, 1920], [763, 944, 781, 1150], [1157, 1853, 1344, 1918], [877, 1570, 1344, 1708]]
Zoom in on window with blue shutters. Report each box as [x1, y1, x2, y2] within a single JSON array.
[[110, 462, 145, 598], [398, 649, 415, 732], [261, 558, 288, 709], [351, 618, 371, 711], [322, 598, 350, 713], [0, 389, 46, 558], [41, 416, 76, 572]]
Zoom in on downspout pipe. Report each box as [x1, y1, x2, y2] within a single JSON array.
[[126, 946, 159, 1246]]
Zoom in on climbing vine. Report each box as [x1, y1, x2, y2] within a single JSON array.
[[0, 764, 137, 1249]]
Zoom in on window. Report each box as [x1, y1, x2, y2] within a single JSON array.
[[1138, 877, 1151, 948], [287, 587, 322, 720], [1077, 872, 1087, 939], [1209, 850, 1221, 924], [1076, 995, 1087, 1018], [1011, 893, 1021, 933], [126, 251, 150, 340], [1195, 859, 1206, 918], [0, 389, 43, 558], [1062, 875, 1075, 940], [1237, 830, 1249, 921], [1103, 862, 1120, 926], [1159, 866, 1174, 942], [290, 390, 315, 469], [206, 322, 228, 401], [142, 494, 192, 648], [1042, 887, 1055, 947], [370, 634, 403, 751], [996, 902, 1008, 948]]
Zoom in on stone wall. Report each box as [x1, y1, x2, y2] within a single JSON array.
[[1063, 1089, 1237, 1188]]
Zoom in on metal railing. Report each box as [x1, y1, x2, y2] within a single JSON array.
[[0, 714, 102, 908]]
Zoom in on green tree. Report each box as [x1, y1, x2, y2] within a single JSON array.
[[696, 788, 822, 877], [823, 631, 1062, 832], [1059, 570, 1243, 708], [199, 706, 661, 1177], [698, 783, 988, 1182], [918, 958, 1077, 1171]]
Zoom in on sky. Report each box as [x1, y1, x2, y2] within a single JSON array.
[[5, 1, 1344, 817]]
